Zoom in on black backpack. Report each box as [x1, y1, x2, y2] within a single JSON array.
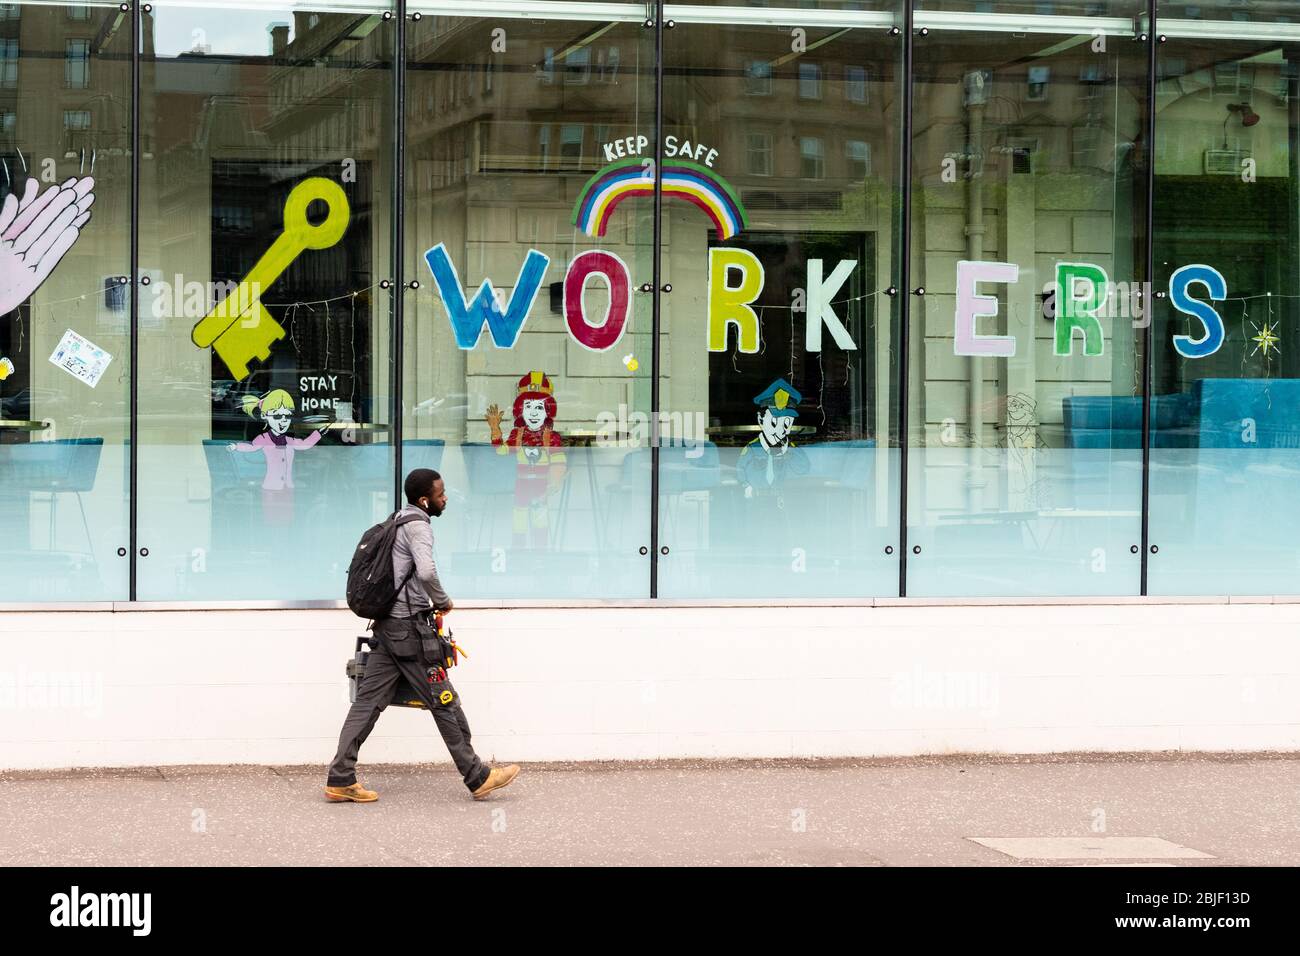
[[345, 510, 426, 620]]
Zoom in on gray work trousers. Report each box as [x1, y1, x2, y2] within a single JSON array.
[[327, 617, 489, 792]]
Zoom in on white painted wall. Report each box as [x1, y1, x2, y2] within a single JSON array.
[[2, 602, 1299, 770]]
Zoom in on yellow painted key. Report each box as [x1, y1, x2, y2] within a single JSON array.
[[192, 177, 351, 380]]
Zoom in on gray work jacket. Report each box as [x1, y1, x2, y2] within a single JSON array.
[[390, 504, 450, 618]]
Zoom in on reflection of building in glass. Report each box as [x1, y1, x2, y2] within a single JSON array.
[[4, 3, 1300, 604]]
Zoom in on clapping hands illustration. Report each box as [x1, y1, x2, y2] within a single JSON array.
[[0, 176, 95, 315]]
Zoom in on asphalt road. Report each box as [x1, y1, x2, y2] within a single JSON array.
[[2, 754, 1297, 866]]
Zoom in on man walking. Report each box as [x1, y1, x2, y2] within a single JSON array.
[[325, 468, 519, 802]]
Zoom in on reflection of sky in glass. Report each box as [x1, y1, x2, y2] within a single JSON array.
[[153, 8, 293, 58], [150, 4, 390, 58]]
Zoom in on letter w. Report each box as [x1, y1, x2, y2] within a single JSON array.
[[424, 242, 549, 349]]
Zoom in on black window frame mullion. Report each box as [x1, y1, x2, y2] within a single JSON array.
[[1140, 2, 1157, 596], [649, 1, 664, 599], [897, 2, 914, 598], [129, 1, 141, 600], [393, 0, 407, 513]]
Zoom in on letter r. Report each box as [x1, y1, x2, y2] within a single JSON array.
[[1055, 261, 1108, 357], [707, 247, 763, 353]]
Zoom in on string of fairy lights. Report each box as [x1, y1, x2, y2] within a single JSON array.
[[721, 286, 1300, 429], [11, 280, 386, 393], [9, 277, 1300, 419]]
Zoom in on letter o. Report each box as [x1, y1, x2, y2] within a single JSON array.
[[564, 250, 630, 352]]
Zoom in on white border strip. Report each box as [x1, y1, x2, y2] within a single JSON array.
[[411, 0, 647, 21], [914, 10, 1135, 37], [664, 4, 892, 28], [3, 595, 1300, 612], [27, 1, 1300, 43], [138, 2, 1300, 43], [1159, 18, 1300, 42], [146, 0, 389, 10], [411, 2, 894, 28], [14, 0, 123, 7]]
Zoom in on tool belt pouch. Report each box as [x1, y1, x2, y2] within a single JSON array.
[[413, 621, 441, 667], [439, 632, 458, 668], [383, 622, 420, 662]]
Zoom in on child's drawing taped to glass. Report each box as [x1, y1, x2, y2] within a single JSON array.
[[486, 371, 567, 549], [193, 177, 349, 381], [0, 174, 96, 316], [737, 377, 810, 502], [230, 388, 328, 527]]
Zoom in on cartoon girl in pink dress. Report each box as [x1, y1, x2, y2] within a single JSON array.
[[231, 388, 326, 526]]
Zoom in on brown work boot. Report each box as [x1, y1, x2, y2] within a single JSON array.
[[472, 764, 520, 800], [324, 781, 378, 803]]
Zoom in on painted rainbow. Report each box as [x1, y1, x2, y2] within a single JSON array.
[[572, 158, 749, 240]]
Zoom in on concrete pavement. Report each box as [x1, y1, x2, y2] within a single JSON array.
[[2, 753, 1297, 866]]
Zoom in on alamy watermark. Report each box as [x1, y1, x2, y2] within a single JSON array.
[[0, 668, 103, 718], [1045, 278, 1155, 328], [890, 667, 1000, 717], [148, 276, 263, 321], [595, 403, 710, 448]]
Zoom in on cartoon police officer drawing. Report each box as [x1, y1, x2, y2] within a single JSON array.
[[736, 377, 810, 501]]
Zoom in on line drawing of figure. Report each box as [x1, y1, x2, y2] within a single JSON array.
[[997, 391, 1052, 510], [486, 371, 567, 549], [736, 377, 810, 505], [230, 388, 327, 527], [0, 176, 96, 316]]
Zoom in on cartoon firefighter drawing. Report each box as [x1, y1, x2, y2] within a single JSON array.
[[736, 377, 810, 502], [486, 371, 567, 548]]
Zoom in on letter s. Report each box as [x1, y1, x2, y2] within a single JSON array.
[[1170, 264, 1227, 359]]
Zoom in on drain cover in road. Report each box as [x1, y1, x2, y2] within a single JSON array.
[[968, 837, 1214, 860]]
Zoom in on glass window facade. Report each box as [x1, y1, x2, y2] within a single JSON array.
[[2, 0, 1300, 603]]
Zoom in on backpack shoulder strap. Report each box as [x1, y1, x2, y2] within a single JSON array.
[[393, 564, 416, 596], [389, 511, 426, 599]]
